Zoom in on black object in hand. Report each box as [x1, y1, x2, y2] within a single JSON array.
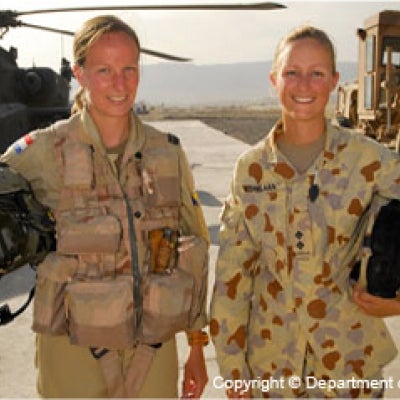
[[366, 199, 400, 298]]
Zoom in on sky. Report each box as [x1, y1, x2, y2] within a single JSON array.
[[1, 0, 400, 71]]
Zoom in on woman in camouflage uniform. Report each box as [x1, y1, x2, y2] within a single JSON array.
[[210, 25, 400, 398], [1, 15, 209, 398]]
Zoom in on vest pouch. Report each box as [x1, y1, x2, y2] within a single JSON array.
[[177, 236, 208, 326], [141, 268, 194, 344], [58, 214, 121, 254], [142, 148, 180, 207], [62, 142, 93, 188], [65, 275, 135, 349], [32, 253, 78, 335]]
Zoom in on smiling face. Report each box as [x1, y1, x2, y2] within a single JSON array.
[[73, 30, 140, 123], [270, 37, 339, 124]]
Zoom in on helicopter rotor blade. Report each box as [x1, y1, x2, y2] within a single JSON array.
[[139, 48, 191, 62], [19, 22, 75, 37], [2, 2, 286, 62], [19, 22, 192, 62], [16, 3, 285, 16]]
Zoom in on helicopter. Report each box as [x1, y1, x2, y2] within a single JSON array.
[[0, 2, 285, 153]]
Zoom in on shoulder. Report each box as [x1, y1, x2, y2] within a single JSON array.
[[0, 115, 83, 177], [330, 124, 398, 163], [1, 126, 54, 165], [234, 138, 267, 173], [51, 113, 82, 145], [142, 123, 180, 147]]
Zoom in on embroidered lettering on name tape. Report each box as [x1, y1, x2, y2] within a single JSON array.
[[243, 183, 277, 193]]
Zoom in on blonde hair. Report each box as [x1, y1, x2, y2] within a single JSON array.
[[71, 15, 140, 114], [271, 25, 337, 76]]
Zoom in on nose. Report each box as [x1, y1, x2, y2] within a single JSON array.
[[113, 71, 128, 90], [297, 74, 312, 88]]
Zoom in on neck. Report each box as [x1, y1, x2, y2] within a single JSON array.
[[90, 113, 130, 148], [280, 116, 326, 145]]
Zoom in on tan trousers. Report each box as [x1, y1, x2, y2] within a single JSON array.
[[36, 334, 179, 398]]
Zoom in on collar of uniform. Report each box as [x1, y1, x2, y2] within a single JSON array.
[[265, 120, 283, 164], [79, 108, 106, 152], [121, 112, 146, 165], [78, 108, 145, 159], [263, 119, 341, 166]]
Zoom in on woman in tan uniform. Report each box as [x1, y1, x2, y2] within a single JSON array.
[[210, 25, 400, 398], [1, 15, 209, 398]]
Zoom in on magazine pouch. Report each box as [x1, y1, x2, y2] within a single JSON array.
[[32, 253, 78, 335], [65, 275, 135, 349], [141, 268, 194, 344], [57, 214, 121, 255]]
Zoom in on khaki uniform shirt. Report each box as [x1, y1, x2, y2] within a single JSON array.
[[210, 122, 400, 392], [1, 109, 209, 398]]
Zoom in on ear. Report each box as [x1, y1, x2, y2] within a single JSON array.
[[331, 72, 340, 91], [269, 71, 277, 88], [72, 64, 85, 87]]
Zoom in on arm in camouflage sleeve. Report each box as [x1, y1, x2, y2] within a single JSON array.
[[210, 158, 259, 382]]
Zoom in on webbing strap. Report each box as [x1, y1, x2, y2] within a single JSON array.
[[95, 350, 126, 398], [93, 345, 157, 398], [123, 192, 142, 330], [124, 344, 157, 397]]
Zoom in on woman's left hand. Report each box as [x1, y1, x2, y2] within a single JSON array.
[[181, 344, 208, 399], [353, 284, 400, 317]]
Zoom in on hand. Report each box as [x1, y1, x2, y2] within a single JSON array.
[[226, 388, 252, 399], [181, 344, 208, 399], [353, 284, 400, 317]]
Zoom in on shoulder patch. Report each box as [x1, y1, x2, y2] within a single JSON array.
[[167, 133, 180, 145], [191, 191, 200, 206], [13, 133, 35, 154]]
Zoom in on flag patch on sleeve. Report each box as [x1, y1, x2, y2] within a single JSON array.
[[13, 134, 34, 154]]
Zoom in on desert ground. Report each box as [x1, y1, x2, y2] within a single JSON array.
[[142, 103, 341, 145], [142, 104, 282, 145]]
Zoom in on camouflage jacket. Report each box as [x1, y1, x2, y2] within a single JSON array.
[[210, 121, 400, 384]]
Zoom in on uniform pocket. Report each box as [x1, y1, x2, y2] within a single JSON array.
[[32, 253, 78, 335], [142, 148, 180, 207], [141, 268, 194, 344], [57, 214, 122, 254], [65, 275, 135, 349]]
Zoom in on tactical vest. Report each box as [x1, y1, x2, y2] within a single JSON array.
[[32, 114, 208, 350]]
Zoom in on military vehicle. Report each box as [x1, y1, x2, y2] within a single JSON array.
[[0, 2, 285, 153], [335, 10, 400, 150]]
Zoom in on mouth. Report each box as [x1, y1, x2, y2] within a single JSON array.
[[293, 96, 314, 104], [108, 95, 129, 104]]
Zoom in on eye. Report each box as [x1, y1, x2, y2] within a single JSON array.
[[311, 70, 325, 78], [124, 66, 138, 75], [283, 69, 297, 77], [97, 67, 111, 75]]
